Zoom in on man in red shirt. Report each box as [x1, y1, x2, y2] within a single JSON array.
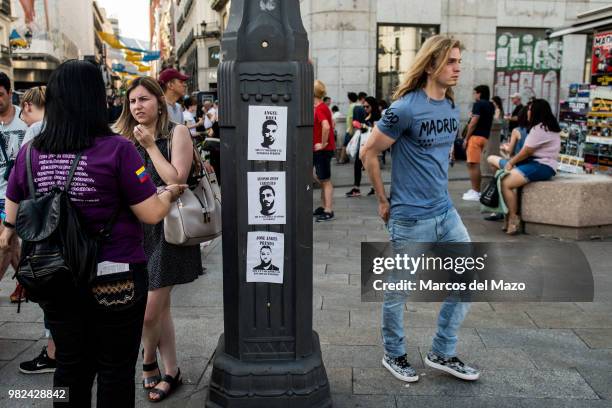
[[313, 80, 335, 221]]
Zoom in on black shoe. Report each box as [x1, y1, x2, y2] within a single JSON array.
[[313, 207, 325, 216], [148, 368, 183, 402], [484, 213, 504, 221], [19, 346, 56, 374], [345, 188, 361, 197], [367, 188, 375, 196], [316, 212, 334, 222]]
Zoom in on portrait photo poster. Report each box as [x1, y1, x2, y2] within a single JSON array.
[[247, 105, 288, 161], [246, 231, 285, 284]]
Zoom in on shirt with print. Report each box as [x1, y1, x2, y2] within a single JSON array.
[[6, 135, 157, 264], [0, 106, 28, 199], [377, 89, 459, 220], [471, 99, 494, 138], [524, 124, 560, 171]]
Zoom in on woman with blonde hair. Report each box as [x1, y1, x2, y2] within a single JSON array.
[[361, 35, 480, 384], [115, 76, 202, 402]]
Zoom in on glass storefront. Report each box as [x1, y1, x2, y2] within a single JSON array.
[[376, 24, 438, 103]]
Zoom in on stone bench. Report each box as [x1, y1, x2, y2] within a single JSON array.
[[521, 173, 612, 240]]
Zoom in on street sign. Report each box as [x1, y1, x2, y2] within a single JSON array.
[[206, 1, 332, 407]]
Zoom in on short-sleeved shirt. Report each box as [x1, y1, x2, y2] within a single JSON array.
[[471, 99, 494, 138], [183, 111, 197, 136], [0, 107, 28, 199], [377, 89, 459, 220], [524, 124, 560, 171], [509, 103, 523, 131], [6, 136, 157, 264], [167, 102, 184, 125], [313, 102, 335, 152], [353, 104, 366, 125]]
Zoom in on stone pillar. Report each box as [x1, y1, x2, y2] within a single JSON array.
[[300, 0, 377, 113]]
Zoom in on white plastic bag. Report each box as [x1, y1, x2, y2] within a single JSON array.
[[347, 128, 371, 160]]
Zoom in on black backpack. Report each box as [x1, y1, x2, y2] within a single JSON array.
[[15, 144, 117, 305]]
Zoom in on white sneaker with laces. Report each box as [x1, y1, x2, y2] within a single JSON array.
[[462, 189, 481, 201]]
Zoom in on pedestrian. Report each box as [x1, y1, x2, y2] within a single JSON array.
[[114, 76, 203, 402], [323, 96, 331, 106], [484, 104, 530, 223], [0, 72, 27, 303], [158, 68, 189, 124], [361, 35, 480, 384], [182, 96, 204, 137], [462, 85, 495, 201], [505, 92, 523, 133], [338, 92, 360, 164], [492, 96, 504, 121], [347, 96, 380, 197], [14, 85, 59, 375], [201, 100, 215, 136], [500, 99, 560, 235], [0, 59, 186, 408], [312, 79, 335, 222]]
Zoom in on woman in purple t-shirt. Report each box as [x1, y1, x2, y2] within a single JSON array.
[[0, 60, 186, 408], [500, 99, 561, 235]]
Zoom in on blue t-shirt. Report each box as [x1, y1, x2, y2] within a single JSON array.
[[377, 89, 459, 220]]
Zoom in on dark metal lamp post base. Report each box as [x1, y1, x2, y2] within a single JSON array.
[[206, 332, 331, 408]]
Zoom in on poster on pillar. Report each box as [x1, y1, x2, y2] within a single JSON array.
[[246, 231, 284, 284], [248, 105, 288, 161], [494, 30, 562, 115], [591, 32, 612, 86], [248, 171, 286, 225]]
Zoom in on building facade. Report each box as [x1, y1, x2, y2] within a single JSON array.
[[150, 0, 176, 75], [0, 0, 12, 78], [299, 0, 611, 119], [9, 0, 96, 89], [174, 0, 223, 92]]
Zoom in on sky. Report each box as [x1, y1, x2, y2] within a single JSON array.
[[97, 0, 149, 42]]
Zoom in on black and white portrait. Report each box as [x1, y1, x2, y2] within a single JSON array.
[[259, 185, 276, 216], [248, 105, 287, 161], [253, 245, 279, 271]]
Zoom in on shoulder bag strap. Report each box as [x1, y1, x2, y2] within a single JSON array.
[[25, 142, 36, 199], [63, 152, 83, 192]]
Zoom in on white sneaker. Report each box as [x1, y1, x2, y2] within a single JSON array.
[[462, 189, 481, 201]]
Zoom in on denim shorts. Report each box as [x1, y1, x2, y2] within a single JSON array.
[[500, 159, 555, 182]]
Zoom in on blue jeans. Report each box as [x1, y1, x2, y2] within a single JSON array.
[[382, 207, 471, 358]]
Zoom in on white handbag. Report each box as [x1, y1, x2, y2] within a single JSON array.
[[163, 132, 222, 246]]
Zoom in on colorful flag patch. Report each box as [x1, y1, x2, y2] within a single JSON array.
[[135, 166, 150, 183]]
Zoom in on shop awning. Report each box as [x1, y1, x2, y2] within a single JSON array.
[[549, 5, 612, 38]]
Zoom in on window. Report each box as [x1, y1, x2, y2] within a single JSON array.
[[209, 46, 220, 68], [376, 24, 438, 102]]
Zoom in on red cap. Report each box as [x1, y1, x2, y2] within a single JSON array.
[[158, 68, 189, 85]]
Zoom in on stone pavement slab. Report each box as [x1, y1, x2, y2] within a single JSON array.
[[0, 162, 611, 406]]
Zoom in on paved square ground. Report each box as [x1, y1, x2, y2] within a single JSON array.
[[1, 161, 611, 407]]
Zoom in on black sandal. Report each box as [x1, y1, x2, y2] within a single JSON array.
[[142, 350, 161, 389], [148, 368, 182, 402]]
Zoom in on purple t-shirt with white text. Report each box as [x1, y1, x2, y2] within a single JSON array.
[[6, 136, 157, 264]]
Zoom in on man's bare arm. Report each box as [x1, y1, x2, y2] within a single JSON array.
[[360, 126, 395, 221]]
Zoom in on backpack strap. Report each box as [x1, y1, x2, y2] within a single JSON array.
[[63, 152, 83, 192], [25, 143, 36, 199]]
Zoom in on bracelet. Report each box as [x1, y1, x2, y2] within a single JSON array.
[[2, 220, 15, 229]]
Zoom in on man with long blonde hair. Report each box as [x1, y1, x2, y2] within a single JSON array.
[[361, 35, 480, 383]]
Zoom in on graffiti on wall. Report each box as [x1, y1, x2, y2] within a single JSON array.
[[494, 32, 563, 114]]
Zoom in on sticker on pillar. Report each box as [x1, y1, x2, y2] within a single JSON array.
[[246, 231, 284, 284], [248, 171, 286, 225], [247, 105, 287, 161]]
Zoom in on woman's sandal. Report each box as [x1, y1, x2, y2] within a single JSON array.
[[148, 368, 183, 403], [142, 350, 161, 389]]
